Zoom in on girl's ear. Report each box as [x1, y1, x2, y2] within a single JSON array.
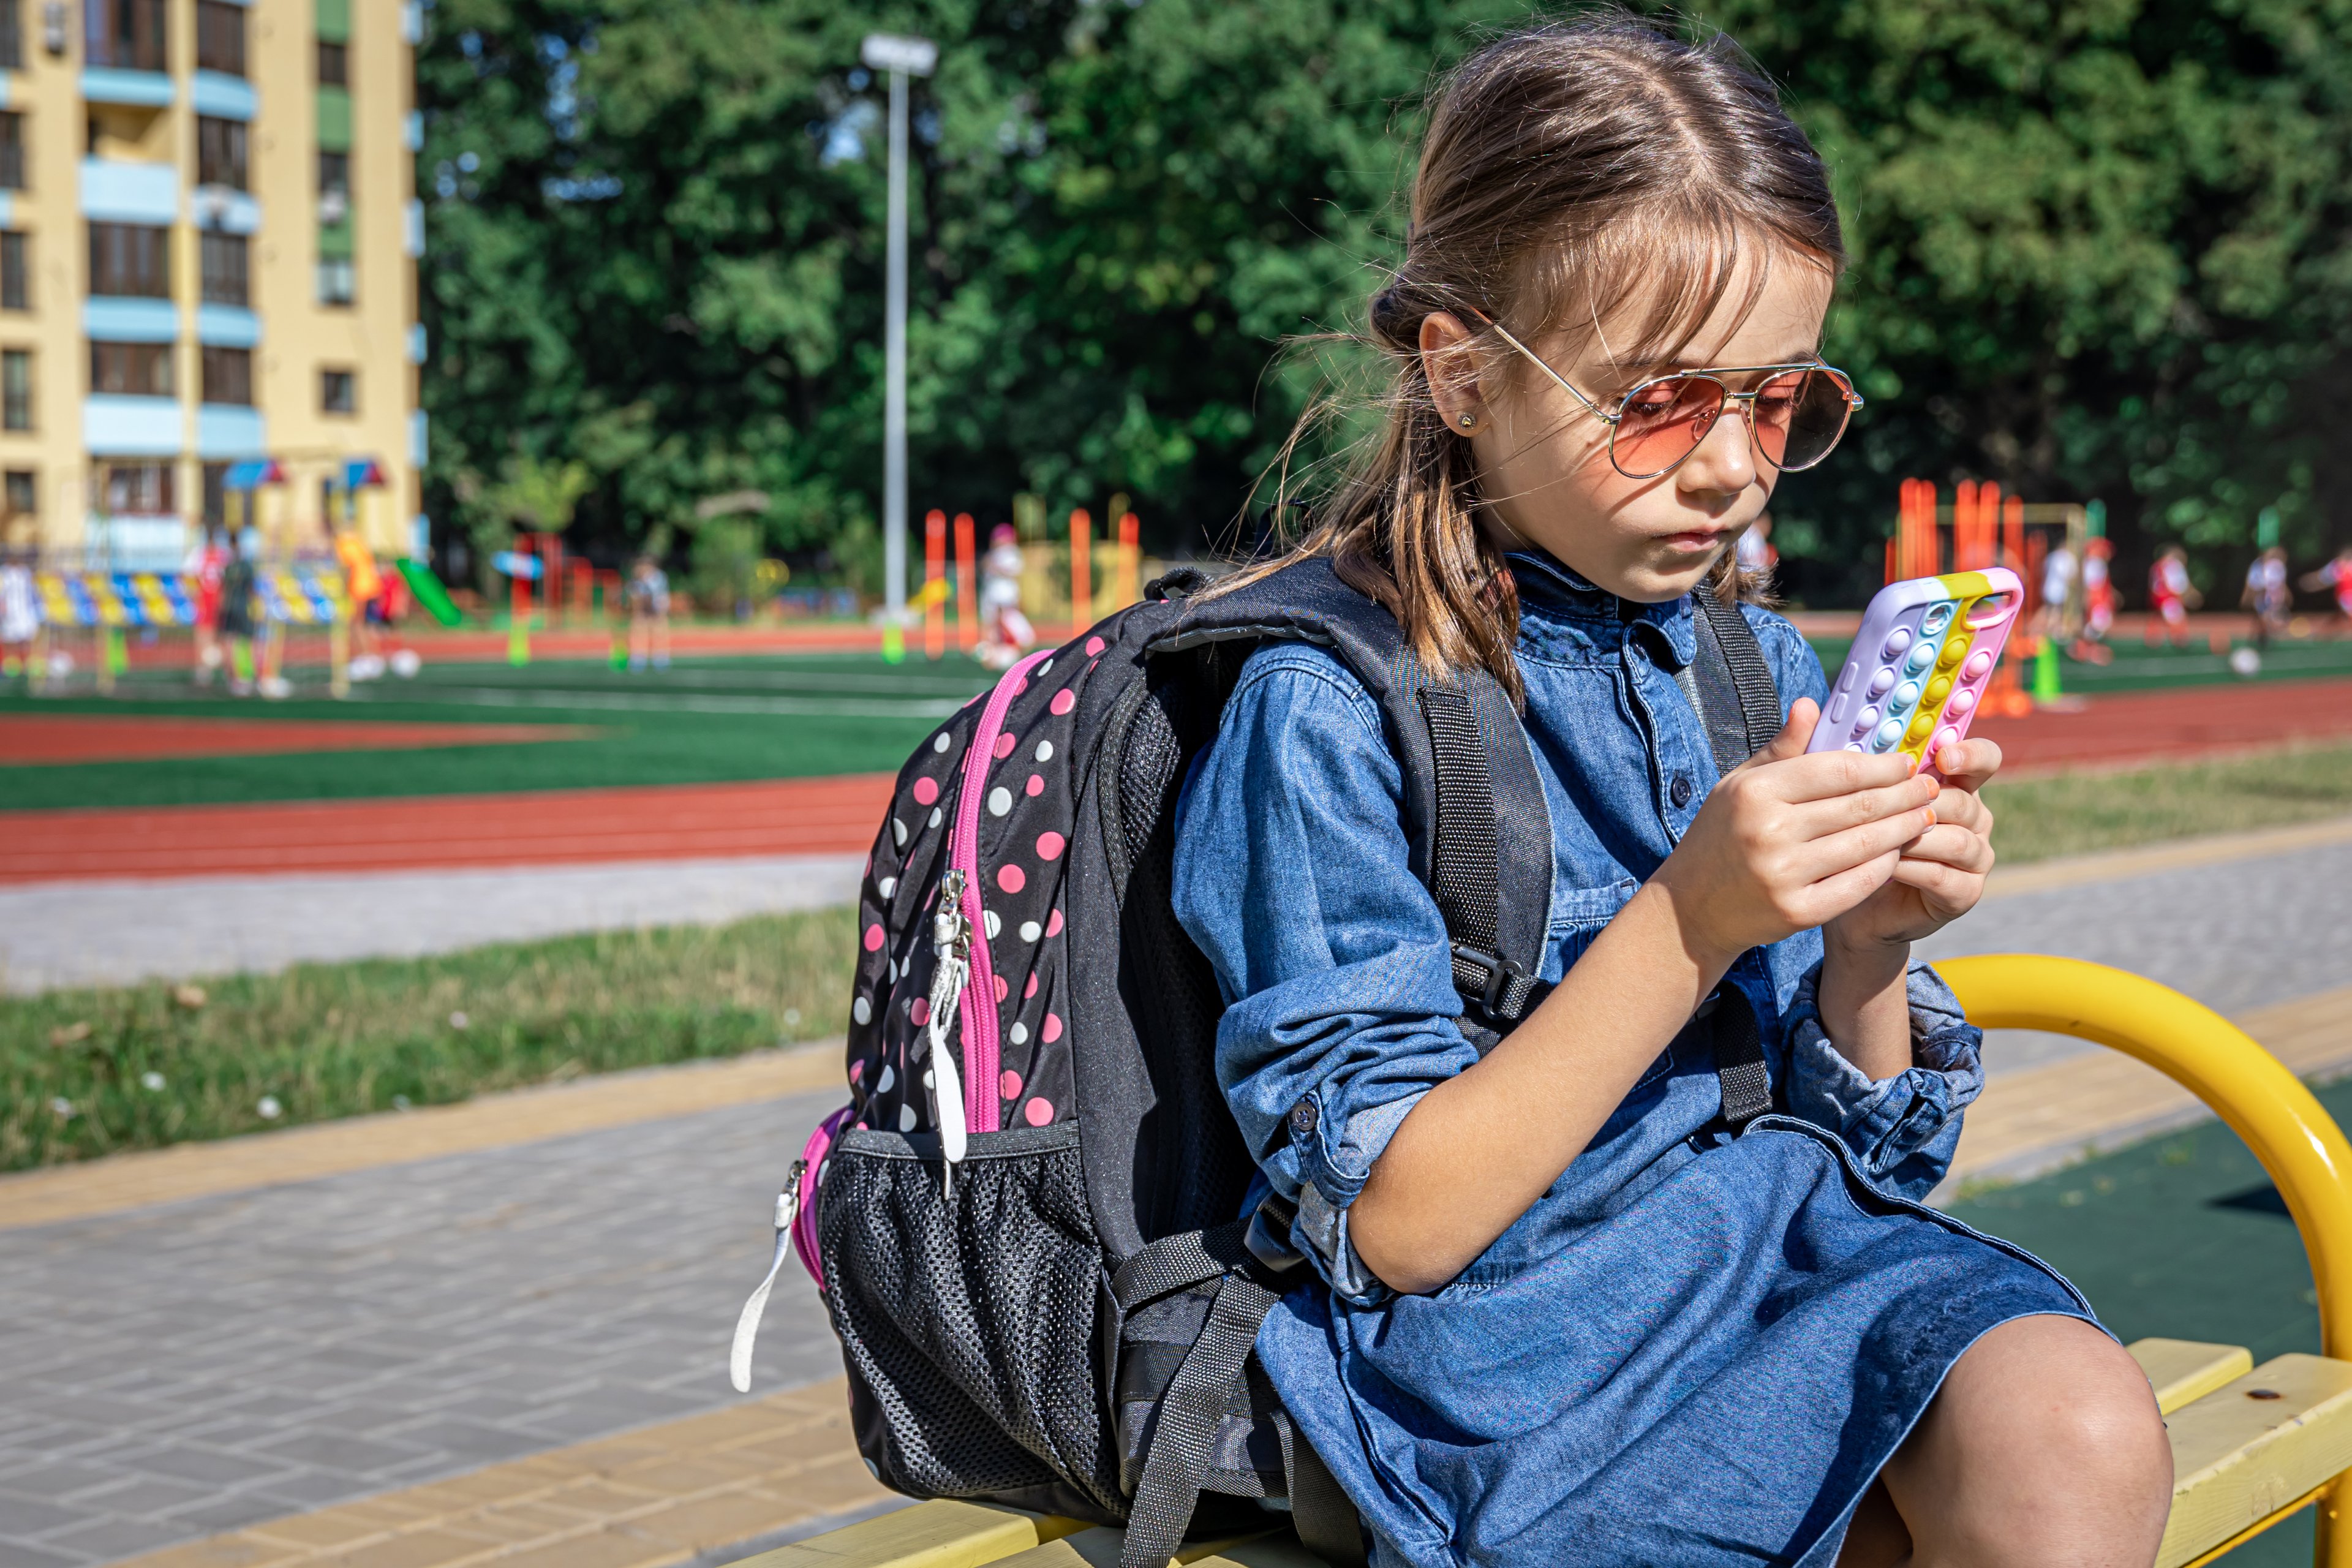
[[1420, 311, 1486, 430]]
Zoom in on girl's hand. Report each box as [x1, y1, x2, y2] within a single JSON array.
[[1653, 699, 1941, 970], [1825, 736, 2001, 954]]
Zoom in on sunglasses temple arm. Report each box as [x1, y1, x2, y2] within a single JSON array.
[[1474, 314, 1617, 424]]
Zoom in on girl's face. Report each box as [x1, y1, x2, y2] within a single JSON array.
[[1423, 252, 1834, 605]]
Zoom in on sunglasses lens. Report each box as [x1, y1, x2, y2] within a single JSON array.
[[1611, 377, 1726, 478], [1753, 367, 1853, 471]]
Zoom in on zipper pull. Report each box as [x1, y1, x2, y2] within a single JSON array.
[[729, 1158, 807, 1393], [929, 870, 972, 1196]]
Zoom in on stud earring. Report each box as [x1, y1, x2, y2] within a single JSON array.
[[1458, 412, 1477, 429]]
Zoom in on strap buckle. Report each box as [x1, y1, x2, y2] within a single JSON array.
[[1242, 1191, 1305, 1278], [1450, 941, 1536, 1020]]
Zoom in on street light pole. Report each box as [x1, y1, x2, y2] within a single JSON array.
[[861, 32, 936, 663]]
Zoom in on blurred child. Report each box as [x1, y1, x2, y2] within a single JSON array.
[[185, 527, 230, 686], [974, 522, 1035, 671], [2145, 543, 2199, 648], [1733, 511, 1776, 576], [627, 553, 671, 671], [333, 520, 387, 680], [219, 532, 260, 696], [2302, 545, 2352, 633], [2073, 535, 2116, 663], [2242, 546, 2291, 648], [0, 551, 36, 682]]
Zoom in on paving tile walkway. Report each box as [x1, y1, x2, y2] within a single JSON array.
[[0, 818, 2342, 1566]]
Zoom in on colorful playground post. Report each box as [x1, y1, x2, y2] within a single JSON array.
[[1069, 508, 1091, 631], [924, 508, 947, 660], [954, 512, 976, 652], [1118, 511, 1140, 609]]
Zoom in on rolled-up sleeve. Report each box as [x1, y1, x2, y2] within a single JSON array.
[[1172, 644, 1476, 1303], [1782, 960, 1985, 1201]]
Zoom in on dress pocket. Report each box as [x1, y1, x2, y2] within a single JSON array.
[[815, 1123, 1121, 1520]]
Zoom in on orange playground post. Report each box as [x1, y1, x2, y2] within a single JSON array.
[[1070, 508, 1092, 631], [954, 512, 977, 652], [924, 508, 947, 660], [1118, 511, 1140, 608]]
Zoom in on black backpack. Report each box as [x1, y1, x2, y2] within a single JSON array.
[[733, 556, 1784, 1567]]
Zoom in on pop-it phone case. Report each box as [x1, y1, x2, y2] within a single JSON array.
[[1809, 568, 2022, 778]]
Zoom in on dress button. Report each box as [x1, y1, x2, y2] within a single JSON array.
[[1670, 774, 1694, 808], [1288, 1099, 1319, 1140]]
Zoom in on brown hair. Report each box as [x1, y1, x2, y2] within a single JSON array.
[[1235, 15, 1845, 701]]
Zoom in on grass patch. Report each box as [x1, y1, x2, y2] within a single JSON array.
[[1985, 742, 2352, 865], [1, 907, 854, 1172]]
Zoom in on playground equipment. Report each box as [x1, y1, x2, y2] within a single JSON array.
[[1893, 480, 2094, 715], [23, 561, 352, 697], [752, 955, 2352, 1568]]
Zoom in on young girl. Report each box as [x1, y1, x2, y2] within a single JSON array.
[[1171, 21, 2171, 1567]]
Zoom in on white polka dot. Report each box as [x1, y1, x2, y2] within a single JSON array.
[[892, 817, 908, 848], [1010, 1022, 1030, 1045], [876, 1063, 896, 1094], [853, 996, 872, 1025], [899, 1102, 918, 1132], [988, 786, 1013, 816], [1019, 920, 1041, 943], [888, 957, 900, 984], [933, 733, 952, 753], [929, 807, 943, 828], [922, 1068, 935, 1089], [1035, 740, 1054, 762], [1038, 659, 1053, 677], [985, 909, 1001, 938], [878, 876, 897, 898]]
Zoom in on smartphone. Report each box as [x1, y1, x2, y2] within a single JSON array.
[[1809, 568, 2022, 777]]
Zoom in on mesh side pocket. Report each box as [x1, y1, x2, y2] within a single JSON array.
[[818, 1123, 1121, 1518]]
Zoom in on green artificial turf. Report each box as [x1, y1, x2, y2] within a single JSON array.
[[1950, 1078, 2352, 1566], [1985, 742, 2352, 865], [1, 907, 855, 1170], [0, 653, 992, 810]]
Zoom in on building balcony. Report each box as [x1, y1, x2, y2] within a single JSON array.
[[190, 71, 256, 121], [80, 159, 178, 224], [197, 305, 260, 348], [191, 186, 260, 234], [85, 297, 176, 342], [84, 394, 179, 455], [80, 69, 175, 108], [197, 403, 265, 459]]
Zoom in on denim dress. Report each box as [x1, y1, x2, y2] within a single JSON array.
[[1169, 553, 2093, 1567]]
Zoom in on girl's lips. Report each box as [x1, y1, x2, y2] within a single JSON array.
[[1663, 530, 1725, 551]]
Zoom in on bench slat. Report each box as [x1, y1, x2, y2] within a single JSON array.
[[731, 1498, 1085, 1568], [2159, 1352, 2352, 1568], [2128, 1338, 2258, 1415]]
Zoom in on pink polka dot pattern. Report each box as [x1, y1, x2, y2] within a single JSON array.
[[993, 731, 1017, 760], [1042, 1012, 1063, 1044], [850, 1059, 864, 1082], [911, 775, 939, 805], [1085, 636, 1106, 655], [1036, 831, 1066, 861], [1047, 908, 1065, 938], [1024, 972, 1039, 999], [910, 997, 930, 1026], [1025, 774, 1044, 797], [863, 924, 884, 952], [1000, 1069, 1022, 1099], [994, 974, 1009, 1003], [1024, 1096, 1056, 1126], [998, 864, 1026, 894], [1050, 688, 1076, 715]]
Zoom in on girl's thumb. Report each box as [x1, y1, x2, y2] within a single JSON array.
[[1740, 698, 1818, 769]]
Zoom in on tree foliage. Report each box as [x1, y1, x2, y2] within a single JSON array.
[[418, 0, 2352, 601]]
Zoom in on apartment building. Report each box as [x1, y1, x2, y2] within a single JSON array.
[[0, 0, 421, 567]]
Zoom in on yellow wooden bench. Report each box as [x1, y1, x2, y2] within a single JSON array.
[[744, 956, 2352, 1568]]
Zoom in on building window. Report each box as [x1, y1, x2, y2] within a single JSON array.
[[195, 0, 243, 75], [316, 39, 346, 85], [316, 257, 355, 306], [1, 233, 28, 311], [201, 345, 251, 405], [99, 461, 173, 515], [90, 340, 170, 396], [2, 349, 28, 429], [202, 461, 227, 525], [85, 0, 166, 72], [318, 149, 350, 222], [0, 0, 22, 72], [196, 116, 246, 190], [4, 470, 34, 519], [0, 113, 21, 190], [199, 231, 246, 305], [321, 368, 355, 413], [89, 223, 170, 297]]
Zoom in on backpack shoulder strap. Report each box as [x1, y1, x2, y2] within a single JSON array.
[[1150, 559, 1553, 1035]]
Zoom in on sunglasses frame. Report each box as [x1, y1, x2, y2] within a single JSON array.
[[1468, 311, 1865, 481]]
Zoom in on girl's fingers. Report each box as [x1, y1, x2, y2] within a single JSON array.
[[1893, 823, 1994, 876], [1932, 736, 2002, 791], [1786, 774, 1940, 837], [1887, 854, 1986, 912], [1932, 785, 1990, 834], [1789, 804, 1939, 883], [1760, 747, 1917, 804], [1792, 850, 1904, 926]]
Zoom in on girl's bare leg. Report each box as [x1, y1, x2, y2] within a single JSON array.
[[1866, 1314, 2171, 1567]]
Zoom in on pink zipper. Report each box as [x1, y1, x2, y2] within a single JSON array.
[[793, 1103, 854, 1287], [951, 647, 1054, 1135]]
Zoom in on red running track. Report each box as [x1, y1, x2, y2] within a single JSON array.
[[0, 774, 896, 884], [3, 677, 2347, 886], [1, 714, 587, 766]]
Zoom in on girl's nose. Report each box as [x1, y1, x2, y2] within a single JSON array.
[[1676, 393, 1757, 496]]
